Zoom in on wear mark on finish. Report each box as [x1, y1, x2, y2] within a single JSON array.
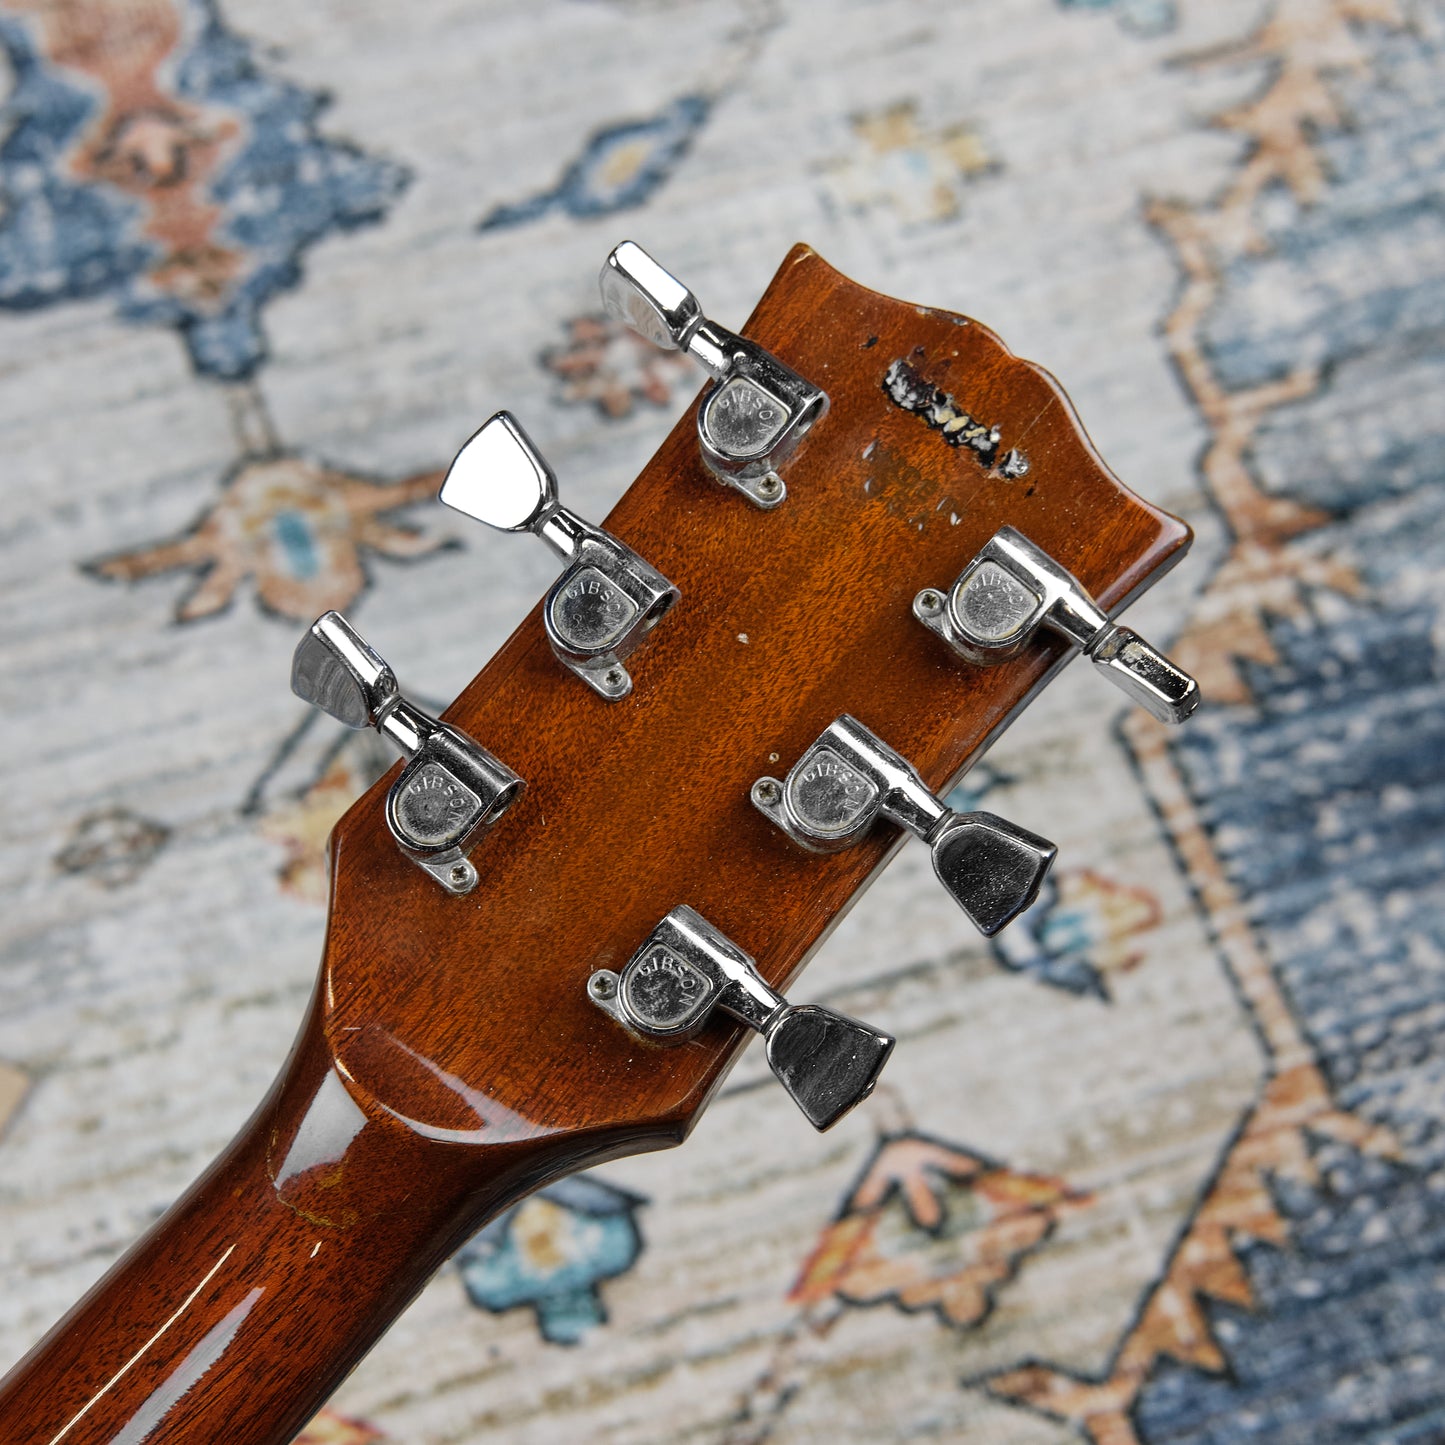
[[883, 358, 1029, 477]]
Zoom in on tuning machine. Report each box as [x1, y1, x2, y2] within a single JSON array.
[[588, 905, 892, 1131], [440, 411, 679, 700], [753, 715, 1055, 937], [914, 527, 1199, 724], [600, 241, 827, 510], [291, 612, 523, 894]]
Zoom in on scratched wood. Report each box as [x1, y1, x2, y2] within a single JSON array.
[[0, 242, 1190, 1441]]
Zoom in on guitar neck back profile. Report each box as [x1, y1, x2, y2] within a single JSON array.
[[0, 245, 1192, 1444]]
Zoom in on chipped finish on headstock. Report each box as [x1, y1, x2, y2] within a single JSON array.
[[324, 244, 1188, 1146], [0, 247, 1189, 1444]]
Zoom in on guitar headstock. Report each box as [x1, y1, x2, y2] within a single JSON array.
[[305, 244, 1194, 1190]]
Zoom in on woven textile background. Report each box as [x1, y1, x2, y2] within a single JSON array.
[[2, 1, 1442, 1441]]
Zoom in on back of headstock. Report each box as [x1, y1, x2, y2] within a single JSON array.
[[0, 243, 1200, 1445], [317, 242, 1194, 1175]]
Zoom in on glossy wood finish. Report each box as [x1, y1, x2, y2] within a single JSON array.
[[0, 247, 1190, 1443]]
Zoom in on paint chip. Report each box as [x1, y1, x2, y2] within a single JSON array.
[[882, 357, 1024, 476]]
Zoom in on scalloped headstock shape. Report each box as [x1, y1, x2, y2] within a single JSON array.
[[318, 246, 1189, 1196]]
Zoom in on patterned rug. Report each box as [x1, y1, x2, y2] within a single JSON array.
[[1, 1, 1442, 1442]]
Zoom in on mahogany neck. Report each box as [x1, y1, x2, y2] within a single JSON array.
[[0, 988, 654, 1444], [0, 245, 1196, 1441]]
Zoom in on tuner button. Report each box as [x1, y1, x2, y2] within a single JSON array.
[[765, 1005, 894, 1132], [1089, 625, 1200, 726], [915, 527, 1200, 725], [440, 412, 679, 701], [929, 813, 1058, 938], [588, 905, 894, 1132], [291, 611, 524, 895], [599, 241, 828, 510], [754, 714, 1055, 937], [290, 611, 397, 729], [439, 409, 557, 533], [600, 240, 703, 353]]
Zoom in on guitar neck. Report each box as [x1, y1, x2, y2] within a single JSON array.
[[0, 243, 1198, 1441], [0, 989, 657, 1444]]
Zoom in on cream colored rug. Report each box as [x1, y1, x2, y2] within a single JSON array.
[[1, 1, 1441, 1441]]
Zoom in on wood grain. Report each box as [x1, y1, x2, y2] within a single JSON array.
[[0, 246, 1189, 1443]]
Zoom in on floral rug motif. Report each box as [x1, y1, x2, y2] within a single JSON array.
[[0, 2, 1440, 1442]]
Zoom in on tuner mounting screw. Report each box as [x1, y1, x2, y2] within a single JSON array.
[[916, 589, 944, 615], [752, 778, 782, 808], [588, 970, 618, 1001]]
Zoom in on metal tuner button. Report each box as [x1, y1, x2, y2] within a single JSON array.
[[753, 714, 1056, 938]]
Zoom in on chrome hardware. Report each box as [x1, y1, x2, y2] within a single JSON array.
[[588, 905, 893, 1131], [600, 241, 827, 510], [914, 527, 1200, 725], [752, 715, 1055, 937], [291, 611, 523, 895], [440, 411, 679, 700]]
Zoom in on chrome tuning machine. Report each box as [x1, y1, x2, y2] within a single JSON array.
[[753, 715, 1055, 937], [914, 527, 1200, 725], [588, 906, 893, 1131], [441, 411, 679, 701], [600, 241, 827, 510], [291, 611, 523, 895]]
